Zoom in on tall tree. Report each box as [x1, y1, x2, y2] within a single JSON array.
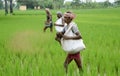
[[5, 0, 8, 15], [10, 0, 13, 14], [71, 0, 81, 8], [53, 0, 64, 9], [0, 0, 3, 9]]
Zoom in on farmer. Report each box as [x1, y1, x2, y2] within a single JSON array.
[[43, 8, 53, 32], [54, 11, 65, 44], [57, 11, 83, 73], [56, 11, 63, 19]]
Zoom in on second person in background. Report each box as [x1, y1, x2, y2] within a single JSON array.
[[54, 11, 65, 44]]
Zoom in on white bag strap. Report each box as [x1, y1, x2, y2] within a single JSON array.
[[64, 23, 73, 35], [61, 23, 73, 41]]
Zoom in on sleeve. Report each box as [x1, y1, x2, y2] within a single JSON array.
[[72, 24, 80, 34]]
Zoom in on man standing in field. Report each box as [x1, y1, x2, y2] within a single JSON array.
[[43, 8, 53, 32], [57, 11, 83, 74]]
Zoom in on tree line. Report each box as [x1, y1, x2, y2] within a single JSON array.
[[66, 0, 120, 9], [17, 0, 64, 9], [0, 0, 120, 15]]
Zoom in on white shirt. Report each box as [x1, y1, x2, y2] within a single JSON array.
[[55, 17, 66, 32]]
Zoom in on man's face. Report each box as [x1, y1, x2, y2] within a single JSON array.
[[57, 14, 62, 18], [64, 16, 72, 24]]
